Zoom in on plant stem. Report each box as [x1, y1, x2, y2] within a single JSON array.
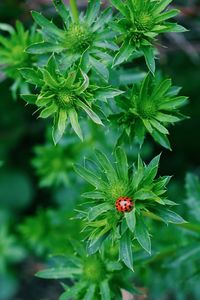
[[69, 0, 79, 23]]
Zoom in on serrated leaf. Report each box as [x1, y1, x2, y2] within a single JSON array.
[[21, 94, 37, 104], [88, 203, 112, 221], [52, 0, 71, 24], [113, 41, 134, 67], [95, 150, 117, 182], [153, 0, 172, 15], [142, 154, 161, 185], [68, 109, 83, 141], [87, 232, 109, 255], [82, 191, 105, 199], [74, 164, 104, 189], [90, 55, 109, 81], [154, 208, 186, 224], [52, 110, 67, 144], [111, 0, 129, 18], [159, 96, 188, 110], [20, 68, 43, 86], [119, 232, 134, 271], [151, 130, 171, 150], [26, 42, 64, 54], [36, 267, 81, 279], [39, 103, 57, 118], [125, 208, 136, 233], [95, 88, 124, 100], [150, 119, 169, 134], [86, 0, 100, 25], [135, 214, 151, 254], [100, 280, 111, 300], [31, 11, 63, 38], [142, 47, 155, 74], [134, 189, 157, 200], [139, 73, 150, 101], [76, 100, 103, 125], [83, 284, 96, 300], [155, 9, 179, 23], [152, 78, 171, 99], [59, 282, 87, 300], [155, 112, 180, 123], [114, 147, 129, 181], [42, 69, 59, 88]]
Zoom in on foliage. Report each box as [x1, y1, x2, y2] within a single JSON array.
[[36, 242, 140, 300], [75, 147, 185, 270], [0, 21, 41, 98], [0, 226, 25, 274], [21, 55, 122, 143], [110, 73, 188, 149], [111, 0, 187, 72], [0, 0, 196, 299], [26, 0, 117, 81], [18, 209, 81, 257]]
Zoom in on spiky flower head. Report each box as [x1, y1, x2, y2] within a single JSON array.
[[111, 0, 187, 72], [20, 55, 123, 144], [111, 73, 188, 149], [26, 0, 117, 81], [75, 147, 185, 270], [36, 241, 139, 299], [0, 21, 41, 98]]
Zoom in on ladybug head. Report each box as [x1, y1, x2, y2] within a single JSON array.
[[115, 196, 134, 213]]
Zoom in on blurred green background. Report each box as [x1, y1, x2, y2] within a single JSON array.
[[0, 0, 200, 299]]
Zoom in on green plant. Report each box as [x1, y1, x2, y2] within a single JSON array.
[[0, 0, 191, 299], [36, 242, 140, 300], [110, 73, 188, 149], [26, 0, 116, 80], [75, 147, 184, 270], [21, 55, 122, 143], [0, 21, 41, 98], [111, 0, 187, 72]]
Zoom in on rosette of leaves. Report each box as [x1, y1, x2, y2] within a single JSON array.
[[0, 21, 41, 98], [110, 73, 188, 149], [20, 55, 122, 144], [18, 209, 81, 257], [74, 147, 185, 270], [32, 141, 78, 187], [111, 0, 187, 72], [36, 241, 139, 300], [26, 0, 117, 81]]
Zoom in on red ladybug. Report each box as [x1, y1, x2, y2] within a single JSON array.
[[115, 196, 134, 213]]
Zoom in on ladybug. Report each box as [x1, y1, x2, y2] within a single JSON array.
[[115, 196, 134, 213]]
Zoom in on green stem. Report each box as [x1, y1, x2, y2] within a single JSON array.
[[69, 0, 79, 23]]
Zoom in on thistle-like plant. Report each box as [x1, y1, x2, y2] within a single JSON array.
[[110, 73, 188, 149], [18, 209, 81, 257], [111, 0, 187, 72], [36, 241, 139, 300], [26, 0, 117, 81], [0, 21, 41, 98], [20, 55, 123, 144], [75, 147, 185, 270], [32, 141, 78, 187]]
